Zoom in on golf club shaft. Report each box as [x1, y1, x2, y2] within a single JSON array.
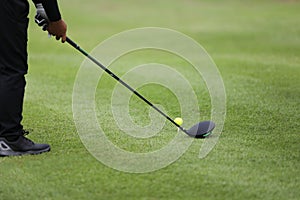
[[66, 37, 187, 133]]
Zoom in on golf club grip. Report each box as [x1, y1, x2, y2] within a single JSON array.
[[66, 37, 76, 48], [66, 37, 88, 56], [66, 37, 187, 133]]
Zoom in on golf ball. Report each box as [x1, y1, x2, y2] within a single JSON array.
[[174, 117, 183, 126]]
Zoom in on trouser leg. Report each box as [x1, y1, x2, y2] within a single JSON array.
[[0, 75, 26, 137], [0, 0, 29, 137]]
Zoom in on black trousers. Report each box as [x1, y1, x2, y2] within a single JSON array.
[[0, 0, 29, 137]]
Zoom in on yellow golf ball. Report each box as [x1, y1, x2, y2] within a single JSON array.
[[174, 117, 183, 126]]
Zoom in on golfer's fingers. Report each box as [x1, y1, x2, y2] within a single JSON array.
[[61, 34, 67, 43]]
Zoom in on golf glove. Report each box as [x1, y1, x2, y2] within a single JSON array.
[[34, 3, 49, 31]]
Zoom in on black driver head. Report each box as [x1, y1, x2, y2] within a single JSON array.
[[186, 121, 215, 138]]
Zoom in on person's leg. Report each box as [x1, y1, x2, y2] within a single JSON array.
[[0, 0, 50, 156], [0, 0, 29, 139], [0, 74, 26, 139]]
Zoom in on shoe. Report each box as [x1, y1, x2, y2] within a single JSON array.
[[0, 130, 50, 156]]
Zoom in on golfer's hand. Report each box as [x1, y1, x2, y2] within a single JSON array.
[[47, 20, 67, 43]]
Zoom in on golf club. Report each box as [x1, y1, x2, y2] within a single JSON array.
[[66, 37, 215, 138]]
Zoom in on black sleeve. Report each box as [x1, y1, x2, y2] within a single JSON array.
[[32, 0, 42, 4], [32, 0, 62, 22]]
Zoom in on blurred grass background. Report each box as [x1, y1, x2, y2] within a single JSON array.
[[0, 0, 299, 199]]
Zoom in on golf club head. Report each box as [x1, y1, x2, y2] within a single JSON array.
[[186, 121, 215, 138]]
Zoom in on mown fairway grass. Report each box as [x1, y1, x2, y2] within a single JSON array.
[[0, 0, 299, 199]]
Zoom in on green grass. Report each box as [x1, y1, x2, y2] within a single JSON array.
[[1, 0, 299, 199]]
